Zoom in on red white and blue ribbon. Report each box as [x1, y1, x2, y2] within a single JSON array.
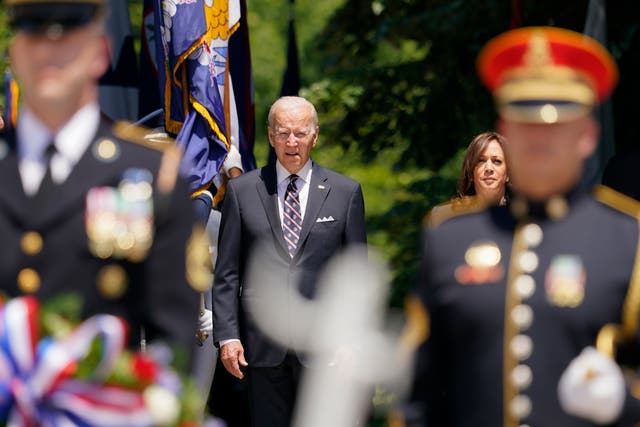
[[0, 297, 154, 426]]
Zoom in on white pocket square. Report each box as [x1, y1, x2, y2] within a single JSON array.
[[316, 216, 335, 223]]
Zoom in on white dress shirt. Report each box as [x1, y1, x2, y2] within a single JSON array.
[[18, 103, 101, 195], [276, 159, 312, 228]]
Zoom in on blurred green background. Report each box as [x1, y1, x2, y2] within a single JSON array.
[[1, 0, 638, 335]]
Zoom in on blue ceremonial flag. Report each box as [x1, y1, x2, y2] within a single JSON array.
[[154, 0, 247, 198]]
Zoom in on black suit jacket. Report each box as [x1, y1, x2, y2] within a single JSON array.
[[0, 119, 199, 355], [212, 161, 367, 367]]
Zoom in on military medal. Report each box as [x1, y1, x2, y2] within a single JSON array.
[[544, 255, 586, 307], [455, 241, 504, 285], [85, 168, 154, 262]]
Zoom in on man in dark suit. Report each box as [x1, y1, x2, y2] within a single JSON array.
[[408, 27, 640, 426], [0, 0, 200, 360], [212, 96, 367, 427]]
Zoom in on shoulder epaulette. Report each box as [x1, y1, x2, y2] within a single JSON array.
[[593, 185, 640, 218], [424, 196, 487, 229], [112, 121, 175, 152]]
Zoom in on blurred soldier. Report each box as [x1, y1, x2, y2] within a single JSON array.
[[410, 27, 640, 426], [0, 0, 200, 360]]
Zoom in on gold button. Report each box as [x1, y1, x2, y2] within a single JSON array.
[[96, 264, 128, 299], [518, 251, 539, 273], [511, 334, 533, 361], [95, 139, 119, 161], [521, 223, 543, 247], [514, 275, 536, 299], [509, 395, 532, 419], [511, 304, 534, 330], [511, 364, 533, 390], [17, 268, 41, 293], [546, 196, 569, 220], [21, 231, 43, 255]]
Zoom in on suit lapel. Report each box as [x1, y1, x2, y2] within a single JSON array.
[[257, 164, 290, 255], [298, 163, 330, 254]]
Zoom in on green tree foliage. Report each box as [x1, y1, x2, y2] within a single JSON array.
[[301, 0, 640, 308], [300, 0, 514, 306], [0, 3, 11, 108]]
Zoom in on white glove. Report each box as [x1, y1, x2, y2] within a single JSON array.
[[558, 346, 625, 425], [199, 308, 213, 335], [222, 144, 243, 176]]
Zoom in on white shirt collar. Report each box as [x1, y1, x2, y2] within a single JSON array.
[[17, 108, 52, 161], [275, 160, 313, 186], [17, 103, 101, 162]]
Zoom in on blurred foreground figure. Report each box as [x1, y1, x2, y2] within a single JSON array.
[[0, 0, 200, 358], [410, 27, 640, 426], [244, 245, 415, 427]]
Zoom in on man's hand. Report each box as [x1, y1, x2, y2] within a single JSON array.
[[558, 346, 625, 425], [220, 340, 248, 379]]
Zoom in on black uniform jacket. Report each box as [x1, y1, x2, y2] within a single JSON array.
[[414, 187, 640, 427], [0, 119, 199, 354]]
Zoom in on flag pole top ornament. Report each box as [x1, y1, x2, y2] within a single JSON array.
[[477, 26, 618, 123], [6, 0, 107, 36]]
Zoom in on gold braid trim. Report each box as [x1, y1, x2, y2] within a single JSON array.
[[622, 227, 640, 339], [112, 122, 175, 152], [594, 186, 640, 341], [503, 224, 527, 427], [596, 324, 623, 358], [400, 296, 430, 351], [594, 185, 640, 218], [425, 196, 488, 229]]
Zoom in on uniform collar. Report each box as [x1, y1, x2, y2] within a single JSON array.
[[17, 103, 100, 163], [17, 107, 51, 161], [509, 187, 586, 221], [55, 103, 100, 164]]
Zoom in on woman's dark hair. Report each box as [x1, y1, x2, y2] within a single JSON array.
[[456, 131, 507, 198]]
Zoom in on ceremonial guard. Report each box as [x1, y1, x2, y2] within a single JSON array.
[[0, 0, 201, 357], [410, 27, 640, 426]]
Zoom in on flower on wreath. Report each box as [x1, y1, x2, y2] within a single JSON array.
[[0, 294, 203, 427]]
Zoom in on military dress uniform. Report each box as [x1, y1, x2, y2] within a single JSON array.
[[414, 188, 640, 426], [0, 117, 201, 353], [409, 27, 640, 427]]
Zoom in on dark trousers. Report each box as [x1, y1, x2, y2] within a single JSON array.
[[247, 353, 303, 427]]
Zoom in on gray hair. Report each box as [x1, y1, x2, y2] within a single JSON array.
[[267, 96, 318, 130]]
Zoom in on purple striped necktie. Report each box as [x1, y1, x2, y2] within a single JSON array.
[[283, 174, 302, 257]]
